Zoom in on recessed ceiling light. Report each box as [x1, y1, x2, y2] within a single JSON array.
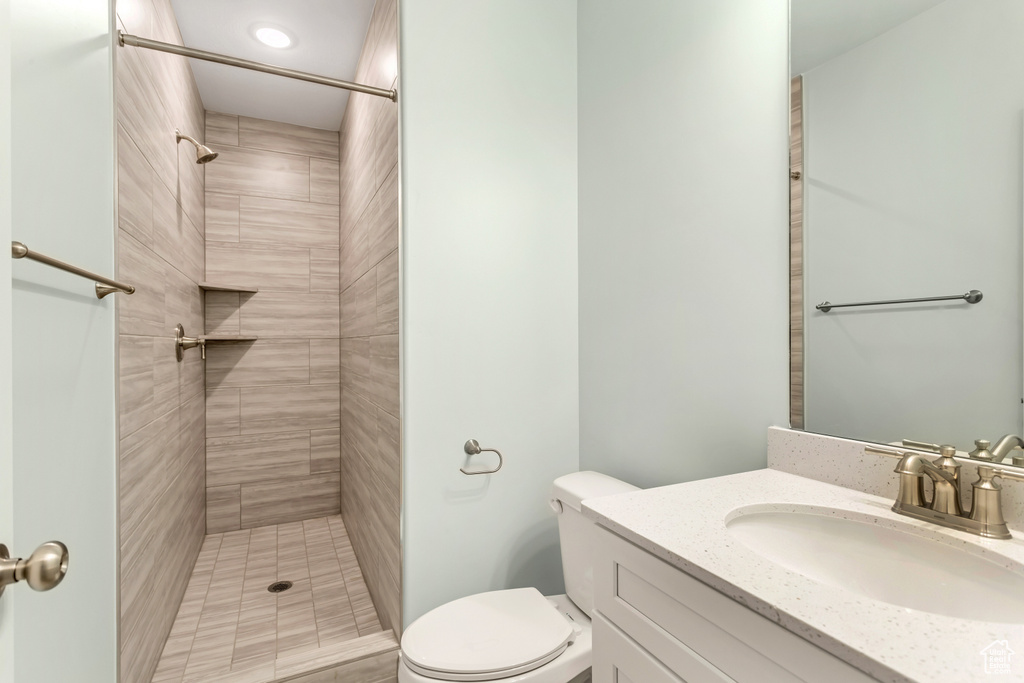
[[255, 27, 291, 49]]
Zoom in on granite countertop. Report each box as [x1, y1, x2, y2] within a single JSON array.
[[582, 468, 1024, 683]]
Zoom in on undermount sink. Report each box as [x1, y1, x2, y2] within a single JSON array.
[[725, 504, 1024, 623]]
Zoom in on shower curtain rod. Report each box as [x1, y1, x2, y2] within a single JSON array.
[[118, 32, 398, 102]]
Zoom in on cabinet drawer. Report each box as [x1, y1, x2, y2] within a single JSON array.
[[593, 526, 874, 683], [592, 612, 688, 683]]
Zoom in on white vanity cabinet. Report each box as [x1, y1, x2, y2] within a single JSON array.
[[591, 525, 876, 683]]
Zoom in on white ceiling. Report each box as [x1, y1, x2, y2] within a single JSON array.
[[170, 0, 376, 131], [791, 0, 948, 75]]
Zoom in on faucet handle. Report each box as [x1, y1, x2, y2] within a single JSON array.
[[901, 439, 940, 452], [968, 466, 1024, 539], [970, 439, 995, 461]]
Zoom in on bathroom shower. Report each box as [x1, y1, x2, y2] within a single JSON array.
[[175, 128, 218, 164]]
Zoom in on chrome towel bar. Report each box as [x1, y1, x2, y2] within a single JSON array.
[[11, 241, 135, 299], [460, 439, 503, 476], [817, 290, 981, 313]]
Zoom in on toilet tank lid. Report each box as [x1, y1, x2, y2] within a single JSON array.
[[551, 471, 639, 512]]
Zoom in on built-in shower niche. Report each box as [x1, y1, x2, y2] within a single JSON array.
[[115, 0, 401, 681]]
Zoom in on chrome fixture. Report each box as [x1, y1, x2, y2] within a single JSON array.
[[119, 32, 397, 102], [460, 439, 503, 476], [969, 439, 995, 461], [175, 129, 218, 164], [11, 241, 135, 299], [0, 541, 69, 598], [985, 434, 1024, 463], [817, 289, 982, 313], [867, 444, 1024, 539], [175, 323, 204, 361]]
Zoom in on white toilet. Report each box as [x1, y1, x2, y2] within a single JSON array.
[[398, 471, 639, 683]]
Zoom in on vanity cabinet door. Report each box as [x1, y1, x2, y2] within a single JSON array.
[[592, 613, 693, 683], [592, 526, 874, 683]]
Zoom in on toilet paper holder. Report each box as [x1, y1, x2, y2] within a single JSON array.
[[460, 439, 503, 476]]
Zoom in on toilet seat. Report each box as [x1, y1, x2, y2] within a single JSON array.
[[401, 588, 577, 681]]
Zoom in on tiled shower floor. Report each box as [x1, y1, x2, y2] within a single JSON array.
[[152, 515, 397, 683]]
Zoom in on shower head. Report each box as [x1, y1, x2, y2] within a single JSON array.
[[175, 129, 219, 164]]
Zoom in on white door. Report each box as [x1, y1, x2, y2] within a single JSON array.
[[1, 1, 120, 681]]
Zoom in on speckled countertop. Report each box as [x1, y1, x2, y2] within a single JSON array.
[[582, 469, 1024, 683]]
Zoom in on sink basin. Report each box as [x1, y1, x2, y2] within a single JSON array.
[[726, 504, 1024, 623]]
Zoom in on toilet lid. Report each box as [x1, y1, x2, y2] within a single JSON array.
[[401, 587, 575, 681]]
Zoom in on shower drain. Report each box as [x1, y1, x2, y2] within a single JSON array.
[[267, 581, 294, 593]]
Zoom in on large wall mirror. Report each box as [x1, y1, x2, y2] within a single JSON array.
[[792, 0, 1024, 461]]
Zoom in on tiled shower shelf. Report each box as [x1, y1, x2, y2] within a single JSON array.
[[201, 335, 258, 343], [199, 282, 260, 293]]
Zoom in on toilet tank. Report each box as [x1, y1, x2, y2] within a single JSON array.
[[550, 471, 639, 617]]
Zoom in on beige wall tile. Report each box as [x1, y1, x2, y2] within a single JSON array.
[[121, 452, 205, 683], [241, 291, 340, 338], [311, 248, 341, 292], [207, 388, 241, 437], [208, 243, 310, 292], [206, 193, 240, 243], [118, 230, 168, 337], [117, 4, 207, 681], [180, 339, 206, 403], [375, 252, 398, 335], [116, 43, 177, 202], [206, 291, 241, 336], [177, 143, 205, 233], [342, 390, 376, 463], [336, 1, 401, 632], [117, 123, 154, 246], [206, 111, 239, 147], [368, 165, 399, 267], [206, 145, 310, 201], [310, 339, 341, 384], [240, 384, 340, 434], [206, 340, 310, 389], [207, 432, 311, 487], [311, 158, 341, 205], [240, 473, 340, 528], [119, 408, 180, 541], [374, 100, 399, 188], [207, 485, 242, 533], [164, 257, 204, 334], [310, 429, 341, 474], [340, 207, 369, 292], [339, 132, 377, 237], [375, 409, 400, 502], [370, 0, 399, 91], [340, 338, 371, 388], [238, 116, 339, 160], [153, 183, 204, 284], [119, 334, 178, 439], [340, 271, 375, 338], [181, 391, 207, 461], [369, 335, 398, 417], [239, 195, 340, 248]]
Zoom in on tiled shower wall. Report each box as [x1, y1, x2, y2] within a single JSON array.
[[338, 0, 401, 634], [203, 113, 343, 533], [115, 0, 207, 680]]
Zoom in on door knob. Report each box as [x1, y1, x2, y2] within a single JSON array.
[[0, 541, 69, 597]]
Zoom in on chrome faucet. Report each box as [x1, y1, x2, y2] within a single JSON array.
[[988, 434, 1024, 463], [867, 444, 1024, 539]]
